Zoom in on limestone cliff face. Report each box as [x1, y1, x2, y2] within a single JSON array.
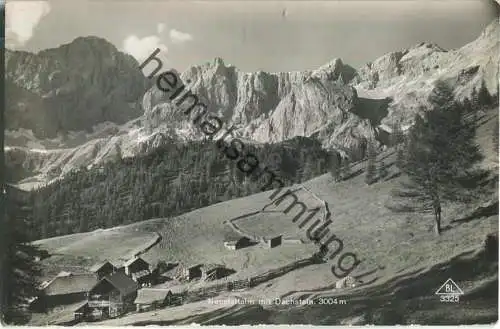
[[354, 20, 499, 128], [5, 36, 149, 138], [247, 74, 358, 144], [142, 20, 498, 150], [142, 56, 362, 149]]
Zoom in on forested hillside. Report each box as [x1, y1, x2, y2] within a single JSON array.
[[25, 137, 335, 240]]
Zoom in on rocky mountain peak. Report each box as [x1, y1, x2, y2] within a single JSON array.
[[5, 36, 149, 138], [480, 19, 500, 39], [5, 20, 499, 189], [212, 56, 227, 67], [412, 42, 447, 52], [39, 36, 119, 56]]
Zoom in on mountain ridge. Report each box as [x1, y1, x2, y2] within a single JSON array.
[[5, 20, 499, 190], [5, 36, 150, 138]]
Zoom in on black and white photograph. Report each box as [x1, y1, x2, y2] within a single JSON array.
[[0, 0, 499, 326]]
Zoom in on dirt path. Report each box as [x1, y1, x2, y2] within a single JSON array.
[[226, 186, 330, 242]]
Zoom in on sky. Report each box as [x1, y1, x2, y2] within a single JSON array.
[[4, 0, 500, 73]]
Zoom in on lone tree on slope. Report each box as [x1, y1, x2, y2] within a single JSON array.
[[389, 80, 489, 236]]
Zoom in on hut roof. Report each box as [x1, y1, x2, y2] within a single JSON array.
[[131, 269, 150, 280], [89, 260, 116, 273], [135, 285, 185, 304], [73, 302, 89, 313], [43, 274, 98, 296], [134, 289, 169, 304], [180, 263, 203, 270], [263, 234, 283, 240], [57, 271, 72, 277], [162, 283, 188, 295], [123, 256, 148, 267], [201, 264, 225, 272], [225, 236, 250, 243], [91, 271, 138, 296]]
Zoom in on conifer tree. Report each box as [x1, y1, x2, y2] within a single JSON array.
[[493, 120, 499, 155], [379, 161, 388, 180], [329, 152, 342, 182], [471, 87, 480, 112], [302, 158, 315, 181], [365, 140, 377, 185], [462, 97, 472, 114], [390, 119, 406, 170], [390, 80, 488, 236], [477, 80, 491, 106], [396, 147, 405, 170], [340, 157, 351, 181], [390, 119, 404, 148], [1, 189, 43, 324]]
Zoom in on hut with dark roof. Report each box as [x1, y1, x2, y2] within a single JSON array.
[[38, 273, 98, 309], [200, 264, 228, 281], [87, 271, 139, 319], [73, 302, 90, 321], [123, 256, 152, 285], [265, 235, 282, 248], [176, 264, 202, 281], [134, 287, 184, 312], [223, 237, 253, 250], [90, 260, 117, 280]]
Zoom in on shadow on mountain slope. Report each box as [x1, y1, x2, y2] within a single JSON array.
[[134, 246, 497, 326], [352, 97, 391, 126]]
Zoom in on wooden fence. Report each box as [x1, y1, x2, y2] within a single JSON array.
[[179, 256, 319, 304]]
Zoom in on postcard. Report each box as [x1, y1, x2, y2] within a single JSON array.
[[2, 0, 499, 326]]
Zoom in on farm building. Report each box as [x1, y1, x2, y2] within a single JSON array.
[[37, 273, 98, 309], [176, 264, 202, 281], [200, 264, 233, 281], [73, 302, 90, 321], [223, 237, 253, 250], [123, 256, 152, 285], [154, 261, 179, 275], [265, 235, 282, 248], [86, 271, 139, 320], [134, 287, 184, 312], [90, 260, 117, 280]]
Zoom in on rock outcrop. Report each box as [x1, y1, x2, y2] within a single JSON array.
[[143, 56, 363, 149], [5, 36, 150, 138], [354, 20, 499, 128]]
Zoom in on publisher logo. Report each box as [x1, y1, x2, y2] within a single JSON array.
[[435, 278, 464, 303]]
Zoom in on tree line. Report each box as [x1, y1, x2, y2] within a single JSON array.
[[23, 137, 334, 241]]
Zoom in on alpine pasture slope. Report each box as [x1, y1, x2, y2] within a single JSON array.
[[33, 107, 498, 325]]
